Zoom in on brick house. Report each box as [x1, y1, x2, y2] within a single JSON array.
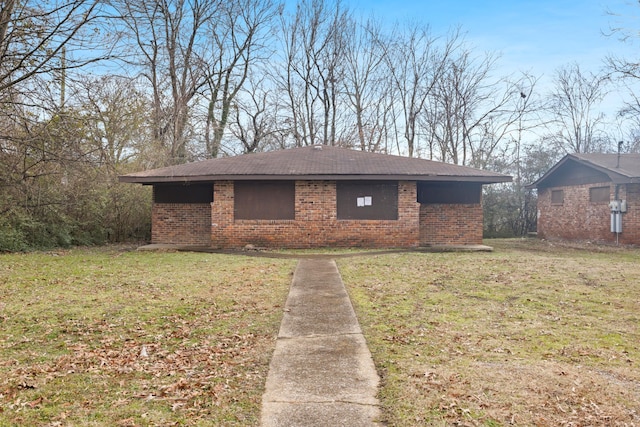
[[527, 153, 640, 245], [119, 145, 510, 249]]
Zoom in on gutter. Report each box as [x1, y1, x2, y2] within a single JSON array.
[[118, 174, 512, 185]]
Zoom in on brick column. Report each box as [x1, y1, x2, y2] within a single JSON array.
[[211, 181, 234, 248]]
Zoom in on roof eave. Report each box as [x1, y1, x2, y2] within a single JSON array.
[[527, 154, 639, 189], [611, 175, 640, 184], [577, 159, 635, 183], [119, 174, 511, 184]]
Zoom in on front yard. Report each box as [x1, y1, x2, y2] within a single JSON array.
[[340, 239, 640, 426], [0, 247, 295, 426], [1, 239, 639, 426]]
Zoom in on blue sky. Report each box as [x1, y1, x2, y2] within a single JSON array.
[[345, 0, 640, 82]]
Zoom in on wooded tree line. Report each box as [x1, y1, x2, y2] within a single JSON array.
[[1, 0, 639, 250]]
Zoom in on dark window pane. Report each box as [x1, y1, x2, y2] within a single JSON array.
[[551, 190, 564, 204], [589, 186, 610, 203], [417, 182, 481, 204], [154, 184, 213, 204]]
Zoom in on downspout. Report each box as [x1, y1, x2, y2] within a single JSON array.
[[614, 183, 620, 246]]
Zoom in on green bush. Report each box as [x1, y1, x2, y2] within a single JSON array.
[[0, 218, 28, 252]]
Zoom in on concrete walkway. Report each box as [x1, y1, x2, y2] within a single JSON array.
[[260, 259, 382, 427]]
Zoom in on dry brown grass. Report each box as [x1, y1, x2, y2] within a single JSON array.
[[2, 240, 639, 426], [0, 247, 295, 426], [339, 239, 640, 426]]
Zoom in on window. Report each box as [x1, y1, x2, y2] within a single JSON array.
[[551, 190, 564, 204], [337, 181, 398, 220], [234, 181, 295, 220], [154, 184, 213, 204], [417, 182, 482, 204], [589, 186, 610, 203]]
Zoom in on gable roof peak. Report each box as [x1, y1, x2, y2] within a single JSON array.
[[527, 152, 640, 188]]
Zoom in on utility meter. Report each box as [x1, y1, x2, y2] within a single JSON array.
[[609, 200, 620, 212]]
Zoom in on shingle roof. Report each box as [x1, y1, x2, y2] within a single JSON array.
[[119, 145, 511, 184], [571, 153, 640, 178], [527, 153, 640, 188]]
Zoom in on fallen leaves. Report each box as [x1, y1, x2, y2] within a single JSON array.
[[0, 249, 295, 426], [1, 316, 273, 425], [341, 241, 640, 426]]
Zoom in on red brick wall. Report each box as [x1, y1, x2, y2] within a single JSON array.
[[624, 184, 640, 244], [419, 203, 483, 246], [149, 180, 488, 248], [152, 203, 212, 246], [537, 183, 640, 245], [210, 180, 421, 248]]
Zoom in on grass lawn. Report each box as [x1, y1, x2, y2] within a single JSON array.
[[0, 246, 296, 426], [339, 239, 640, 426], [2, 240, 639, 426]]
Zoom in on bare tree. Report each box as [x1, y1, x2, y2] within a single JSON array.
[[114, 0, 217, 165], [341, 17, 393, 152], [380, 24, 459, 157], [278, 0, 350, 147], [0, 0, 109, 95], [614, 93, 640, 153], [546, 62, 610, 154], [202, 0, 278, 158], [420, 42, 541, 168], [604, 4, 640, 153], [1, 0, 111, 183], [605, 3, 640, 80], [226, 73, 286, 154], [423, 48, 498, 164], [71, 75, 150, 170]]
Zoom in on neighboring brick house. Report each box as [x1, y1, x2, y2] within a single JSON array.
[[528, 153, 640, 245], [119, 145, 510, 249]]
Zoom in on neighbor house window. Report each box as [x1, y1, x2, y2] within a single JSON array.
[[234, 181, 295, 220], [589, 186, 610, 203], [336, 181, 398, 220], [153, 184, 213, 204], [551, 190, 564, 205]]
